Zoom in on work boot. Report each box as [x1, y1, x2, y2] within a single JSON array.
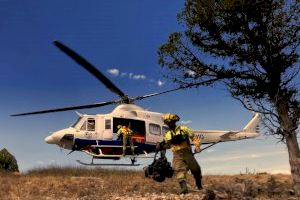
[[179, 180, 188, 194], [196, 178, 203, 190]]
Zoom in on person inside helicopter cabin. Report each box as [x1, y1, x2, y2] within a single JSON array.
[[157, 113, 203, 194], [117, 125, 135, 156]]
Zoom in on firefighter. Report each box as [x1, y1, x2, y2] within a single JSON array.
[[117, 125, 135, 156], [159, 113, 203, 194]]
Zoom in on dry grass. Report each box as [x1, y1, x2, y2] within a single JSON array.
[[0, 167, 296, 200]]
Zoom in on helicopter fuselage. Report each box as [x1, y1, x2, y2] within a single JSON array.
[[44, 104, 260, 158], [45, 104, 165, 155]]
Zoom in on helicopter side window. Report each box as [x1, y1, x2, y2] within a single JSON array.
[[80, 121, 87, 131], [149, 123, 161, 135], [105, 119, 111, 130], [87, 119, 95, 131]]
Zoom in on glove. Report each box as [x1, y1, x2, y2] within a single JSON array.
[[194, 146, 201, 153], [192, 135, 202, 147], [193, 135, 202, 153], [117, 134, 122, 140], [156, 141, 166, 152]]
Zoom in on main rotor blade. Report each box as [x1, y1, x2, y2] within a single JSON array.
[[132, 81, 214, 102], [53, 41, 126, 98], [11, 101, 117, 116], [131, 87, 187, 102]]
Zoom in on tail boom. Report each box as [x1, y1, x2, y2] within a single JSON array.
[[192, 113, 261, 144]]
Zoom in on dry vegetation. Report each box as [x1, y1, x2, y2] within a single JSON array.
[[0, 167, 297, 200]]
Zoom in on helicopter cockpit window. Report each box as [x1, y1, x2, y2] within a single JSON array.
[[149, 123, 161, 135], [80, 121, 87, 131], [87, 119, 95, 131], [72, 116, 83, 128]]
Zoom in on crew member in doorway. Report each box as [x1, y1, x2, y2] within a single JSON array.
[[117, 125, 135, 156], [157, 113, 202, 194]]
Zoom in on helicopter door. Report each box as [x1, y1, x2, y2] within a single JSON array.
[[147, 123, 162, 143], [102, 118, 113, 140], [112, 118, 146, 142]]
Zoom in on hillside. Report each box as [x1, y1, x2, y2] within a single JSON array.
[[0, 167, 297, 200]]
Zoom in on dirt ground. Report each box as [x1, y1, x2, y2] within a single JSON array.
[[0, 167, 297, 200]]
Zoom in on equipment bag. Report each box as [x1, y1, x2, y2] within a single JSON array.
[[144, 149, 173, 182]]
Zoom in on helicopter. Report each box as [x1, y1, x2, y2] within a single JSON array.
[[12, 41, 261, 166]]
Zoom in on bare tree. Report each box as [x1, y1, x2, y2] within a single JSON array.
[[158, 0, 300, 195]]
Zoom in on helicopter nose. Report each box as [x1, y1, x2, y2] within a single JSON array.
[[45, 136, 55, 144]]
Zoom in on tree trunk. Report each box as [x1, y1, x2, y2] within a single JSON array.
[[286, 133, 300, 197], [276, 98, 300, 196]]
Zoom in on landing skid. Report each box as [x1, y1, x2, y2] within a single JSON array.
[[76, 160, 140, 166], [76, 154, 141, 166]]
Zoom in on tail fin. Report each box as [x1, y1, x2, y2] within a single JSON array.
[[243, 113, 261, 133]]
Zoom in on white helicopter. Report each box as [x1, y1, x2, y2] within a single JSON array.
[[12, 41, 260, 166]]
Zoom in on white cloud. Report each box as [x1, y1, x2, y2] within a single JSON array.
[[157, 80, 165, 87], [36, 160, 57, 166], [107, 69, 148, 81], [36, 160, 44, 165], [107, 68, 119, 76], [186, 70, 196, 77], [181, 120, 192, 125], [202, 151, 286, 162], [49, 160, 56, 164], [129, 73, 133, 78], [132, 74, 146, 80], [121, 72, 127, 77]]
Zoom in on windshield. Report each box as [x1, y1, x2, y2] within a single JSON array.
[[72, 116, 83, 128]]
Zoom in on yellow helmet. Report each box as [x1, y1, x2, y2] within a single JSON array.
[[117, 125, 122, 129], [163, 113, 180, 124]]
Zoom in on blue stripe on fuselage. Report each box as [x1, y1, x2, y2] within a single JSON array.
[[73, 138, 156, 153]]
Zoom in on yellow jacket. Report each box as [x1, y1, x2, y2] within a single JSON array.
[[117, 126, 133, 137], [164, 126, 201, 152]]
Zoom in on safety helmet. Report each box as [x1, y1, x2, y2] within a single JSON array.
[[163, 113, 180, 124], [117, 125, 122, 129]]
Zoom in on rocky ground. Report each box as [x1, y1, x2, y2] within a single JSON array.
[[0, 167, 297, 200]]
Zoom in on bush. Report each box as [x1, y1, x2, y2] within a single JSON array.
[[0, 148, 19, 172]]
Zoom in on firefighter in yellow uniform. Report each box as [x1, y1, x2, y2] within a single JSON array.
[[117, 125, 135, 156], [161, 113, 202, 194]]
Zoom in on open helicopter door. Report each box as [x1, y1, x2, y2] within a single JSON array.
[[113, 118, 146, 143]]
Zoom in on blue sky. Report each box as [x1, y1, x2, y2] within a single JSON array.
[[0, 1, 290, 174]]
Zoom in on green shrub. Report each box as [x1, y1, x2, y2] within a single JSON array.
[[0, 148, 19, 172]]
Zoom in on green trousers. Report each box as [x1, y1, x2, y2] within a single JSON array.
[[173, 147, 202, 182], [122, 135, 134, 155]]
